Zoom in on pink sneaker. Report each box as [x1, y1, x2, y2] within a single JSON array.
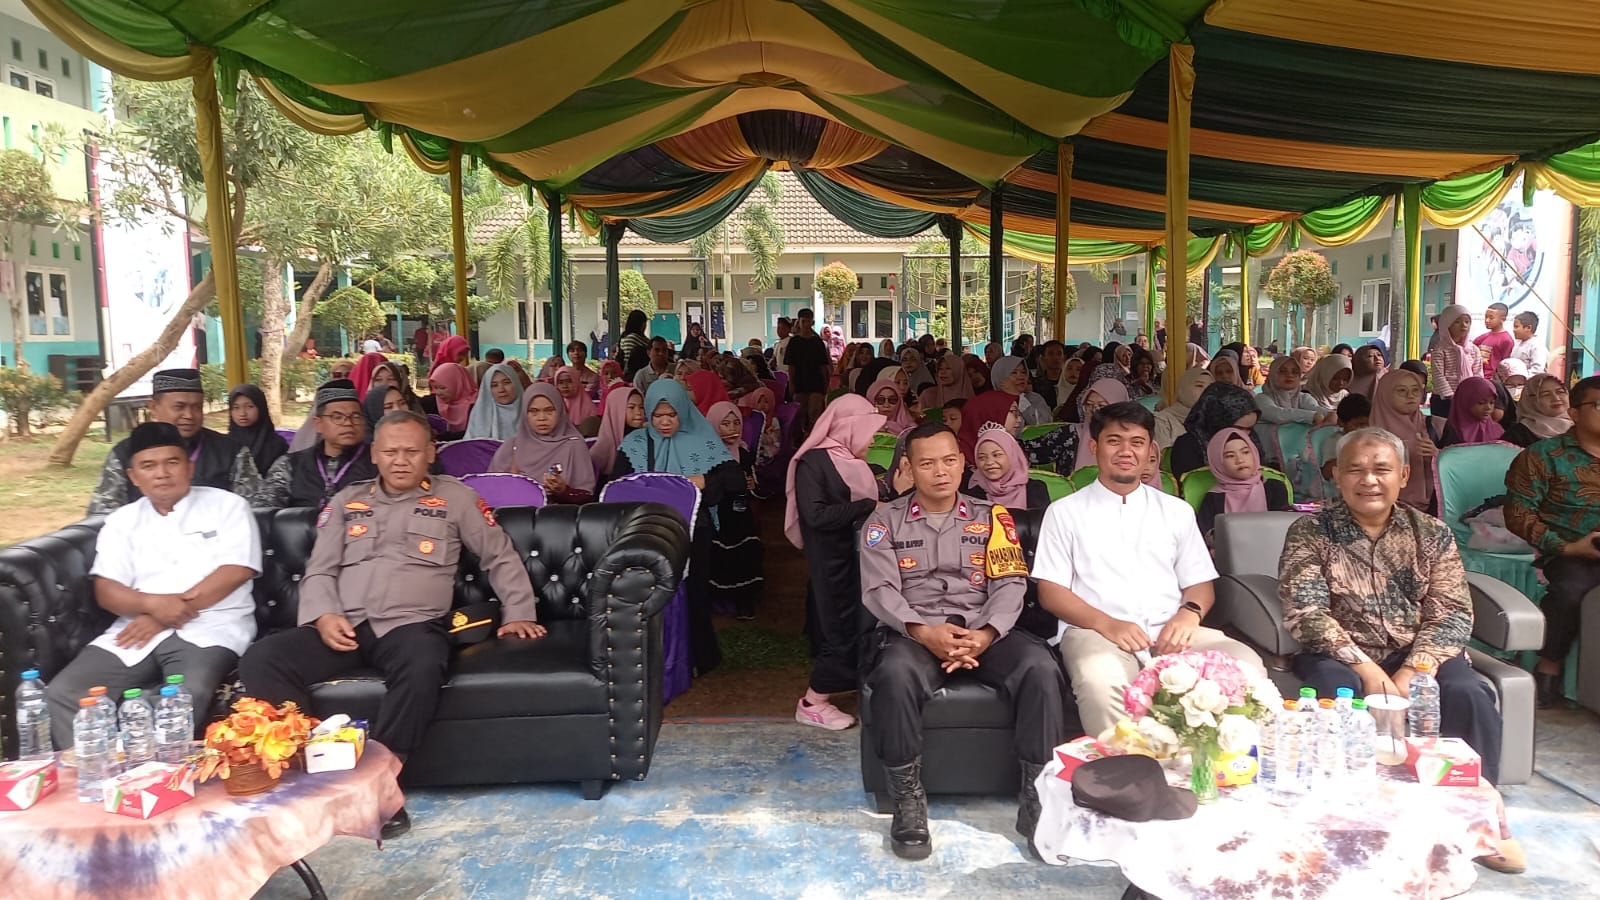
[[796, 696, 855, 731]]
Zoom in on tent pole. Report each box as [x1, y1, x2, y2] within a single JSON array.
[[1163, 43, 1196, 404], [448, 144, 469, 338], [1402, 184, 1423, 362], [989, 185, 1004, 346], [939, 215, 963, 352], [192, 62, 246, 387], [1145, 251, 1158, 345], [1239, 250, 1252, 351], [543, 190, 566, 354], [604, 221, 623, 360], [1054, 143, 1072, 342]]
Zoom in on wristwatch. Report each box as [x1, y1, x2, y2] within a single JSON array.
[[1180, 601, 1204, 619]]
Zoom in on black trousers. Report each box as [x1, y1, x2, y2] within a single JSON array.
[[239, 620, 449, 757], [1292, 650, 1502, 784], [1539, 556, 1600, 663], [866, 628, 1069, 766]]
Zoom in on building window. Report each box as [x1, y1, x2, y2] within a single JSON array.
[[1365, 255, 1373, 271], [708, 300, 726, 340], [37, 49, 47, 70], [1425, 244, 1433, 264], [60, 58, 69, 78], [51, 242, 59, 259], [33, 77, 53, 99], [1358, 279, 1391, 335], [1438, 242, 1447, 262], [688, 275, 699, 292], [8, 67, 29, 90], [713, 275, 723, 292], [24, 269, 70, 337], [792, 276, 802, 290], [848, 298, 896, 340], [10, 40, 19, 61], [516, 295, 550, 341], [1381, 253, 1389, 270], [879, 276, 889, 289], [1331, 261, 1338, 275]]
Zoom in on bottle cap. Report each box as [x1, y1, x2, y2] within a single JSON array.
[[1282, 699, 1298, 710], [1351, 699, 1367, 710], [1415, 661, 1434, 672], [122, 688, 142, 699], [1299, 687, 1317, 698], [1318, 698, 1335, 708], [160, 685, 178, 696], [79, 697, 97, 707], [21, 669, 38, 680], [1335, 687, 1354, 699], [166, 674, 185, 685], [88, 685, 107, 697]]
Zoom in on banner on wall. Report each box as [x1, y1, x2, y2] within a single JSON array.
[[95, 157, 196, 398], [1453, 173, 1572, 379]]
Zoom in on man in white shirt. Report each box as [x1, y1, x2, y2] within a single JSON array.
[[47, 422, 261, 747], [1031, 402, 1265, 736], [1511, 310, 1547, 375], [771, 317, 793, 376]]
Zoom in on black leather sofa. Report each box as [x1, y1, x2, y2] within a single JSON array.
[[0, 502, 689, 799], [859, 506, 1080, 806]]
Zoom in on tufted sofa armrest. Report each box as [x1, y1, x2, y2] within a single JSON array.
[[1466, 572, 1544, 653]]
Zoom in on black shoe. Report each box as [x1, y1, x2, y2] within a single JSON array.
[[1017, 761, 1045, 844], [381, 808, 411, 840], [884, 759, 932, 860], [1535, 671, 1561, 709]]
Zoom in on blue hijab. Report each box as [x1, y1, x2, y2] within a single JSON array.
[[619, 379, 732, 476], [465, 363, 524, 440]]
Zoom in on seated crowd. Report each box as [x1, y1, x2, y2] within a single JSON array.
[[58, 311, 1566, 866]]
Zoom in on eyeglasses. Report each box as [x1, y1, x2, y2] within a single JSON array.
[[320, 412, 365, 425], [1573, 401, 1600, 411]]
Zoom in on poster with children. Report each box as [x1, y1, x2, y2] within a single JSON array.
[[1454, 172, 1571, 378]]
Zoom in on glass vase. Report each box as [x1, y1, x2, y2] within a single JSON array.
[[1189, 742, 1220, 804]]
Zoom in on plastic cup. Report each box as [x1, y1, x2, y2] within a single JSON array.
[[1365, 693, 1410, 765]]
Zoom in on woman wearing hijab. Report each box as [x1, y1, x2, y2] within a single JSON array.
[[1069, 378, 1131, 472], [787, 395, 885, 730], [1208, 350, 1247, 389], [919, 351, 974, 410], [1196, 426, 1290, 544], [426, 362, 478, 439], [361, 383, 412, 442], [1126, 348, 1159, 400], [1439, 376, 1505, 448], [615, 379, 744, 675], [1348, 343, 1387, 398], [868, 378, 916, 435], [990, 356, 1051, 426], [1289, 347, 1318, 384], [597, 359, 624, 393], [964, 354, 993, 394], [1503, 373, 1572, 447], [590, 386, 645, 481], [1256, 355, 1332, 425], [488, 383, 597, 504], [1238, 345, 1266, 388], [1061, 361, 1128, 423], [968, 426, 1050, 509], [1185, 342, 1211, 371], [1304, 354, 1354, 413], [348, 351, 390, 397], [465, 363, 525, 440], [1491, 358, 1528, 429], [684, 369, 732, 417], [227, 384, 288, 474], [853, 356, 897, 398], [1054, 354, 1086, 416], [681, 321, 712, 362], [1171, 382, 1263, 477], [842, 343, 876, 392], [427, 334, 470, 378], [555, 365, 599, 434], [1369, 368, 1439, 510], [706, 400, 764, 621], [898, 346, 935, 395], [958, 389, 1079, 475], [1153, 368, 1213, 450], [1427, 303, 1482, 419]]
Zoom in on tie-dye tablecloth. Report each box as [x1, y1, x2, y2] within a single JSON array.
[[0, 743, 404, 900], [1035, 760, 1508, 899]]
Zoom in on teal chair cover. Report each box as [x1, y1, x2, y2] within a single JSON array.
[[1137, 395, 1159, 411], [1433, 442, 1543, 601], [1305, 425, 1342, 500], [1270, 422, 1313, 499]]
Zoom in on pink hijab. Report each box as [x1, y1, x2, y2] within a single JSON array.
[[1206, 427, 1268, 514], [429, 362, 478, 431], [738, 385, 775, 413], [1369, 369, 1429, 507], [1445, 376, 1504, 445], [707, 401, 743, 454], [971, 426, 1031, 508], [590, 386, 639, 474], [557, 366, 597, 422], [784, 394, 885, 548], [867, 377, 916, 435], [428, 335, 470, 377], [1073, 378, 1131, 471]]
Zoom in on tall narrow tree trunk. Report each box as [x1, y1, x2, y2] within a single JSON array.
[[284, 260, 335, 364], [259, 261, 287, 421]]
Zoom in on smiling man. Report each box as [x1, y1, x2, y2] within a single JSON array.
[[1033, 402, 1264, 737], [47, 422, 261, 749], [253, 379, 378, 509]]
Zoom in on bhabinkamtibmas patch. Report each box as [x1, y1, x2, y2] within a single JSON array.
[[985, 506, 1028, 578]]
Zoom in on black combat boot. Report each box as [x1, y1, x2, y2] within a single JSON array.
[[1017, 760, 1045, 843], [884, 758, 932, 860]]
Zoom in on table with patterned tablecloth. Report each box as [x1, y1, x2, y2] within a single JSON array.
[[0, 742, 404, 900], [1034, 758, 1508, 900]]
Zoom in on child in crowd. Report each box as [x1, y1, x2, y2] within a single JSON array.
[[1319, 393, 1372, 482], [1439, 376, 1504, 447], [1473, 302, 1514, 374], [940, 398, 965, 433], [1511, 310, 1547, 375]]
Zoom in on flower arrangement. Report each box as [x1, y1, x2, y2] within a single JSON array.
[[193, 698, 320, 784]]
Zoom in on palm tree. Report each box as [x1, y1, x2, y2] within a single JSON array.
[[471, 184, 550, 360], [1579, 207, 1600, 282], [690, 171, 786, 297]]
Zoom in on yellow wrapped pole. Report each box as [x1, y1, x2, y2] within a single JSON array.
[[192, 61, 247, 387], [1239, 250, 1252, 351], [449, 143, 469, 338], [1053, 142, 1073, 341], [1403, 184, 1423, 361], [1163, 43, 1196, 404]]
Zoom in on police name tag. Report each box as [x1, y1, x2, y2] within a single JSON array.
[[984, 506, 1028, 578]]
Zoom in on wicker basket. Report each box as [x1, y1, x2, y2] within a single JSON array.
[[223, 760, 278, 796]]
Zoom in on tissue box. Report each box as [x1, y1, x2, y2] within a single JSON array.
[[305, 725, 366, 774], [104, 762, 195, 818], [1052, 737, 1111, 782], [1405, 737, 1481, 787], [0, 758, 58, 810]]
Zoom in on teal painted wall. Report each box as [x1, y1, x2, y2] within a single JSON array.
[[18, 339, 99, 373]]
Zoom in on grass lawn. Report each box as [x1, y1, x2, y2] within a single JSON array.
[[0, 435, 112, 547]]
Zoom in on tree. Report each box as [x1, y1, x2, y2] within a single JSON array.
[[1579, 207, 1600, 284], [471, 179, 550, 360], [1264, 250, 1338, 348], [315, 286, 386, 338], [1017, 264, 1078, 340], [690, 172, 785, 296], [619, 269, 655, 319], [0, 149, 67, 379], [813, 261, 858, 313], [929, 293, 990, 345]]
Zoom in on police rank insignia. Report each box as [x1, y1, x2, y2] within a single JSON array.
[[419, 496, 447, 508], [864, 523, 887, 547], [898, 557, 917, 570], [418, 539, 436, 555], [347, 523, 368, 538], [477, 497, 497, 526]]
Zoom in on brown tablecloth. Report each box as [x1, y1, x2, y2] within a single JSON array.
[[0, 743, 404, 900]]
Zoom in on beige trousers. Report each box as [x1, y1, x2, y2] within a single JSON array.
[[1057, 626, 1267, 737]]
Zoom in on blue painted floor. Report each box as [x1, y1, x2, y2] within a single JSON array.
[[256, 710, 1600, 899]]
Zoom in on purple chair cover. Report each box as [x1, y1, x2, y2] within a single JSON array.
[[435, 439, 502, 477], [772, 371, 789, 400], [755, 402, 801, 495], [599, 473, 701, 705], [740, 409, 764, 454], [459, 473, 547, 508], [426, 414, 449, 436], [275, 428, 296, 443]]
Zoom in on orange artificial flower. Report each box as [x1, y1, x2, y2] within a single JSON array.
[[190, 696, 322, 784]]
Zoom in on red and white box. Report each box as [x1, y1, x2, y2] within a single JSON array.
[[1052, 737, 1111, 782], [304, 716, 366, 774], [1405, 737, 1482, 787], [0, 758, 59, 810], [104, 762, 195, 818]]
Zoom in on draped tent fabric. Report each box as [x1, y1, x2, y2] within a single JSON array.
[[30, 0, 1600, 253]]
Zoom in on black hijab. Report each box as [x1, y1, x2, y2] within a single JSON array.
[[227, 384, 287, 473], [854, 358, 897, 397], [362, 384, 399, 442], [1182, 382, 1263, 464]]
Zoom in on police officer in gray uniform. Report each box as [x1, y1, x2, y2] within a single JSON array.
[[241, 410, 545, 837], [860, 423, 1069, 861]]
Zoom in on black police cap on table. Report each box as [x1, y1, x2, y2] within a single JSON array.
[[1071, 754, 1198, 822]]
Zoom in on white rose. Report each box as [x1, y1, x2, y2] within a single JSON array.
[[1217, 714, 1258, 754], [1187, 678, 1229, 715], [1179, 691, 1219, 729], [1137, 717, 1181, 754], [1158, 662, 1199, 696], [1250, 679, 1282, 709]]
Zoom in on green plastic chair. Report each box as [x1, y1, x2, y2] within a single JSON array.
[[1434, 442, 1542, 600], [1160, 446, 1172, 474], [1019, 422, 1067, 441], [1180, 467, 1293, 512], [826, 387, 847, 403], [870, 432, 900, 451], [1031, 468, 1073, 501], [1137, 395, 1159, 411], [1066, 465, 1177, 496], [866, 444, 896, 471]]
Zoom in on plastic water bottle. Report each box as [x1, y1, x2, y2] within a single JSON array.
[[1333, 686, 1355, 726], [165, 674, 195, 740], [1313, 699, 1344, 792], [154, 686, 190, 764], [87, 685, 117, 729], [1296, 686, 1318, 712], [1345, 699, 1378, 795], [15, 669, 53, 760], [1273, 699, 1309, 795], [1408, 662, 1441, 739], [1256, 702, 1278, 789], [73, 697, 110, 803], [118, 689, 155, 768]]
